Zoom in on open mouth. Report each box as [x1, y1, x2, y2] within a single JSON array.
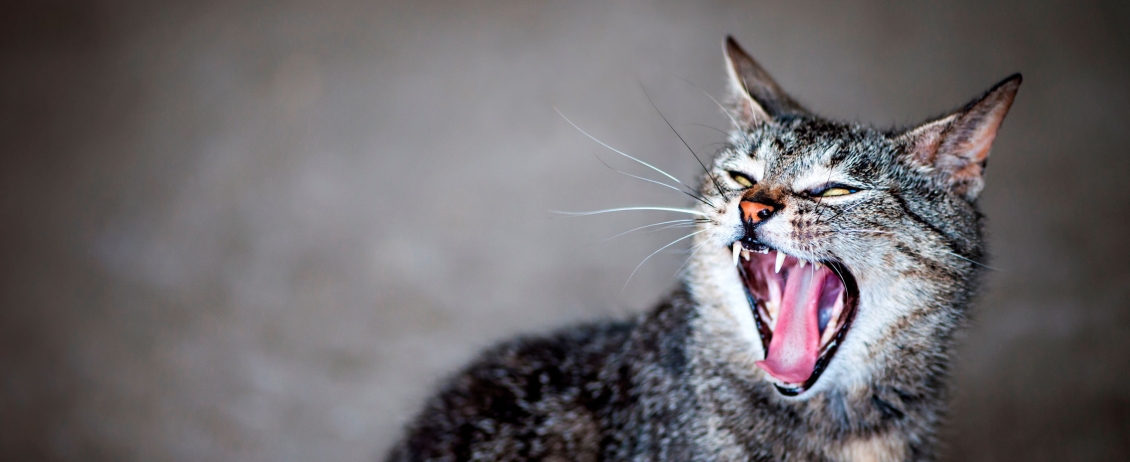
[[731, 240, 859, 396]]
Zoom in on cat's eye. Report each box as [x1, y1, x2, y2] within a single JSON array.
[[728, 171, 755, 188], [812, 185, 860, 198]]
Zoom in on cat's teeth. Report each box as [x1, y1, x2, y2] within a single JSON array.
[[774, 251, 786, 273], [798, 259, 807, 268], [732, 242, 742, 267], [741, 249, 750, 261], [758, 248, 769, 254]]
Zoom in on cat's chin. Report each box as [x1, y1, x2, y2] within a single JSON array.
[[730, 240, 860, 396]]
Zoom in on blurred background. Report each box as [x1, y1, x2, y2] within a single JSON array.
[[3, 0, 1129, 460]]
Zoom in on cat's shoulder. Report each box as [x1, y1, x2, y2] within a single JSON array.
[[386, 320, 634, 461]]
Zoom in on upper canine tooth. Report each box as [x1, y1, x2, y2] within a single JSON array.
[[774, 251, 786, 273], [732, 242, 741, 267]]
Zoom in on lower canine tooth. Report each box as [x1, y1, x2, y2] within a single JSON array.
[[775, 251, 786, 273]]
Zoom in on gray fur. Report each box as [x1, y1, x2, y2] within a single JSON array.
[[386, 37, 1020, 461]]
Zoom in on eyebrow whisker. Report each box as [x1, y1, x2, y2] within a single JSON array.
[[638, 84, 728, 199], [555, 107, 703, 198], [593, 155, 718, 210]]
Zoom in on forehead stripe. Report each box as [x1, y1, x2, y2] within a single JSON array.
[[821, 144, 839, 161]]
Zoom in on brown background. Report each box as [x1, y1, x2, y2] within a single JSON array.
[[3, 0, 1129, 460]]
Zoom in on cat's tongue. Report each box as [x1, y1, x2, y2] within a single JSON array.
[[756, 265, 825, 384]]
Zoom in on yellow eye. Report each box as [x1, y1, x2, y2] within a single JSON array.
[[729, 172, 755, 188], [818, 187, 856, 197]]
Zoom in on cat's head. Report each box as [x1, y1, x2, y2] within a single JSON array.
[[688, 37, 1019, 397]]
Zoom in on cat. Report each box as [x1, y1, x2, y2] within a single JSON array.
[[386, 36, 1020, 461]]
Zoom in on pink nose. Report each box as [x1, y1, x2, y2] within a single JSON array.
[[740, 201, 775, 223]]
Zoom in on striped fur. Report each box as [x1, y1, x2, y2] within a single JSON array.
[[387, 37, 1020, 461]]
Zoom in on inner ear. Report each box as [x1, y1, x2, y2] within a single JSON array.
[[897, 74, 1021, 200], [899, 116, 957, 166], [723, 36, 808, 127]]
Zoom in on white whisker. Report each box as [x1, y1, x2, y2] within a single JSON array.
[[676, 76, 739, 128], [674, 240, 709, 279], [837, 229, 895, 235], [553, 207, 709, 217], [623, 229, 707, 292], [594, 156, 716, 209], [554, 107, 696, 192], [604, 163, 689, 195], [649, 222, 701, 232], [940, 249, 1000, 271], [827, 262, 849, 289], [602, 220, 697, 242]]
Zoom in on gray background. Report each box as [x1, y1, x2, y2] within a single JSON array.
[[3, 0, 1129, 460]]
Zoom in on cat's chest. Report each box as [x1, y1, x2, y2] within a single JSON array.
[[827, 433, 908, 462]]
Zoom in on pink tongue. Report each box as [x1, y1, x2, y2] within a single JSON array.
[[756, 265, 825, 384]]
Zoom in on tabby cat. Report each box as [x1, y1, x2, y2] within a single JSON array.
[[386, 37, 1020, 461]]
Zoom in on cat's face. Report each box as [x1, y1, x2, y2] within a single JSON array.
[[686, 37, 1019, 397]]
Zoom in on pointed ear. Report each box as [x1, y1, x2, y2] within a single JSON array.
[[897, 74, 1022, 201], [723, 36, 807, 127]]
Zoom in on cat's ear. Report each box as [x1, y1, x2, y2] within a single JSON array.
[[723, 36, 807, 127], [897, 74, 1022, 201]]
